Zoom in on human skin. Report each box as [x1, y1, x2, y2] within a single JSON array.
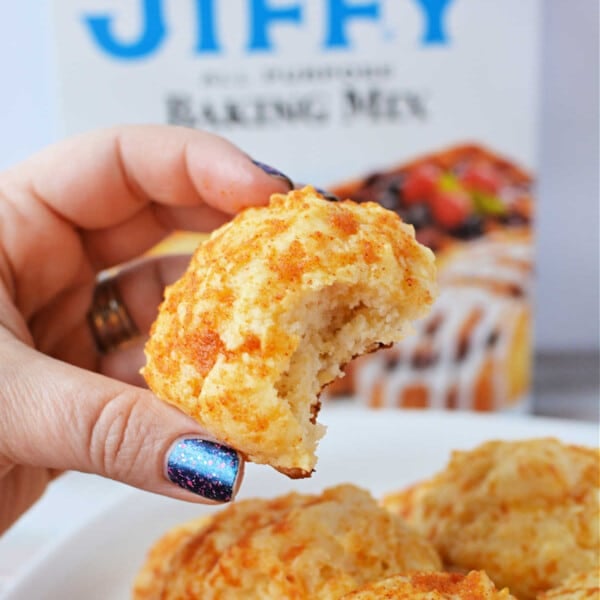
[[0, 125, 291, 534]]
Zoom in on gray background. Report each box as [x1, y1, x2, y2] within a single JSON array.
[[0, 0, 598, 353]]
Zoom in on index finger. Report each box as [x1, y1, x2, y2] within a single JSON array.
[[3, 125, 292, 230]]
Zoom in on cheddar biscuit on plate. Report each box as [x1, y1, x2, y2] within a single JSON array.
[[142, 187, 436, 476], [340, 570, 517, 599], [538, 568, 600, 600], [382, 438, 600, 600], [132, 492, 312, 600], [133, 484, 442, 600], [132, 517, 210, 600]]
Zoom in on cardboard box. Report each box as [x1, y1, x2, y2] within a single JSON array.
[[52, 0, 540, 411]]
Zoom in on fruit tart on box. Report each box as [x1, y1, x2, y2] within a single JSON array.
[[327, 144, 533, 412]]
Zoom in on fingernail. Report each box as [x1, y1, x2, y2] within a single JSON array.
[[294, 182, 339, 202], [315, 186, 340, 202], [251, 160, 294, 189], [166, 438, 240, 502]]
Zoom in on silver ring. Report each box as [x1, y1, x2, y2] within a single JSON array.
[[87, 276, 140, 354]]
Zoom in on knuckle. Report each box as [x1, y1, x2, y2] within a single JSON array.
[[88, 390, 147, 480]]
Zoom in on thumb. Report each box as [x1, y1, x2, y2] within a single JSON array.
[[0, 340, 243, 504]]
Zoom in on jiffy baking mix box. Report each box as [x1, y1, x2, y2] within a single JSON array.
[[52, 0, 540, 412]]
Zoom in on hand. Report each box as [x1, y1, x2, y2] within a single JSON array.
[[0, 125, 292, 533]]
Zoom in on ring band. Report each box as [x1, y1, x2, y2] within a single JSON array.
[[87, 276, 140, 354]]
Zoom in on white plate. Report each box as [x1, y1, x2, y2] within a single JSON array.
[[3, 408, 598, 600]]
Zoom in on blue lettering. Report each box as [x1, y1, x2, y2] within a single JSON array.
[[411, 0, 454, 45], [83, 0, 455, 60], [325, 0, 380, 49], [247, 0, 303, 52], [83, 0, 166, 60], [194, 0, 220, 53]]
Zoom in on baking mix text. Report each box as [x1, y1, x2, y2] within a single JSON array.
[[166, 63, 428, 130]]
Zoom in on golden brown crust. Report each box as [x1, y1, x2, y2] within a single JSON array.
[[131, 516, 211, 600], [382, 439, 600, 600], [538, 568, 600, 600], [333, 143, 533, 203], [405, 143, 532, 187], [340, 570, 517, 599], [133, 485, 442, 599], [132, 494, 315, 600], [142, 187, 436, 475]]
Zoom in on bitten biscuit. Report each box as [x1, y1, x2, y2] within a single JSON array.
[[340, 570, 517, 599], [142, 187, 436, 476], [132, 484, 442, 600], [382, 439, 600, 600]]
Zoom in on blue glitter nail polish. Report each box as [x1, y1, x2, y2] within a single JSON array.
[[166, 438, 240, 502], [251, 160, 294, 189], [293, 182, 339, 202], [314, 187, 340, 202]]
